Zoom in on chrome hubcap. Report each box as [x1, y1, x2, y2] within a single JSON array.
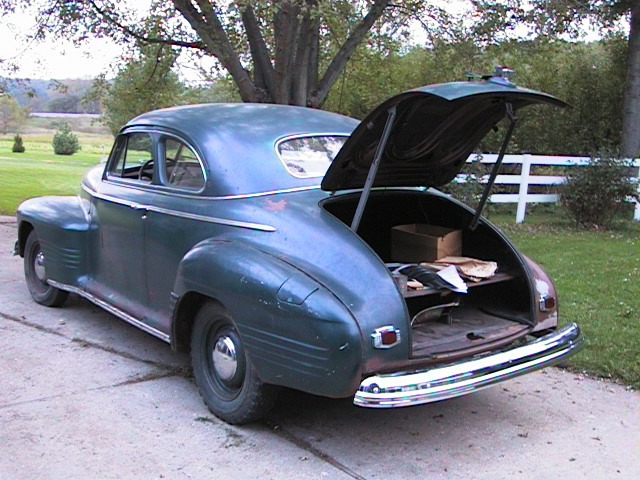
[[212, 335, 238, 381], [34, 251, 46, 281]]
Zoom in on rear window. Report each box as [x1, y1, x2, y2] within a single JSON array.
[[277, 135, 347, 178]]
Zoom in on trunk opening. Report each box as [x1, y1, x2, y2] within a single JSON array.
[[321, 189, 534, 361]]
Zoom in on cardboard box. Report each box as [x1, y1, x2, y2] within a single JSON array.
[[391, 224, 462, 262]]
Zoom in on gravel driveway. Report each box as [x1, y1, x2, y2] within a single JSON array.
[[1, 216, 638, 480]]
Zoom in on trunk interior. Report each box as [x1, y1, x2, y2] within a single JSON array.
[[321, 189, 534, 361]]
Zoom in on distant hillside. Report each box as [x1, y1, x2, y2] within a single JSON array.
[[1, 77, 101, 114]]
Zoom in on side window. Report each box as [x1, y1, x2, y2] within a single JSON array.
[[163, 138, 205, 191], [109, 133, 154, 182]]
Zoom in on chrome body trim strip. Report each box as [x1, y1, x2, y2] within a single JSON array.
[[205, 185, 323, 200], [145, 205, 277, 232], [81, 185, 276, 232], [354, 323, 583, 408], [47, 280, 171, 343], [84, 179, 323, 201], [76, 194, 91, 222]]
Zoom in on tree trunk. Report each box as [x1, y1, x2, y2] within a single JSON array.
[[166, 0, 389, 107], [622, 3, 640, 158], [242, 6, 276, 100], [172, 0, 264, 103], [273, 1, 301, 104]]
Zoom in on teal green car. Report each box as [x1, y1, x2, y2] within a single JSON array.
[[15, 76, 583, 424]]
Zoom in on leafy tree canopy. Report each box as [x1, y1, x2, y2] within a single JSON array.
[[0, 93, 28, 134], [90, 39, 187, 135], [1, 0, 455, 108], [470, 0, 639, 156]]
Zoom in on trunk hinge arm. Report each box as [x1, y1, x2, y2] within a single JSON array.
[[469, 102, 517, 231], [350, 105, 397, 232]]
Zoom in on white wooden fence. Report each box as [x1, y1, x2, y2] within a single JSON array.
[[459, 154, 640, 223]]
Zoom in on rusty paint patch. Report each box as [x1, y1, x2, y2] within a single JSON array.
[[265, 199, 287, 212]]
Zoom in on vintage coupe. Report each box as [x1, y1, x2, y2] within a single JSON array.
[[16, 77, 583, 424]]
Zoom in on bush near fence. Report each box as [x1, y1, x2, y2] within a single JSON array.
[[455, 154, 640, 223]]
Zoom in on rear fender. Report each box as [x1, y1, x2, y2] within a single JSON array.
[[172, 239, 363, 397], [524, 255, 559, 333]]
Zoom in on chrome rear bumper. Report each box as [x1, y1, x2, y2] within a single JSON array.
[[354, 323, 583, 408]]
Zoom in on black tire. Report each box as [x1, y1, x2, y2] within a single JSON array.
[[23, 230, 69, 307], [191, 301, 278, 424]]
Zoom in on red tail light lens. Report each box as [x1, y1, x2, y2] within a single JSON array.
[[371, 326, 401, 349], [539, 295, 556, 312]]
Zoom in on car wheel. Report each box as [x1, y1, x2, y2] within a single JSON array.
[[23, 230, 69, 307], [191, 301, 278, 424]]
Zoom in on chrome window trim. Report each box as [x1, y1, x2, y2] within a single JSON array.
[[105, 131, 155, 185], [275, 133, 350, 179], [82, 184, 276, 232], [106, 129, 208, 194], [47, 280, 171, 343], [160, 133, 207, 193]]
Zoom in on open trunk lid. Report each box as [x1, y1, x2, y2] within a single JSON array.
[[321, 78, 567, 192]]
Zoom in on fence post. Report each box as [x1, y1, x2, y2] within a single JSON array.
[[515, 154, 531, 223]]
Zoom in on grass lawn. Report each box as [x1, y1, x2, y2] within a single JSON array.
[[1, 122, 638, 389], [0, 120, 113, 214], [492, 206, 640, 388]]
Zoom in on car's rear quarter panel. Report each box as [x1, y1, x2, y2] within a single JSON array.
[[172, 237, 364, 397], [214, 190, 413, 380]]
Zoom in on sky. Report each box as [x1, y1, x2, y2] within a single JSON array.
[[0, 4, 144, 81], [1, 28, 123, 80]]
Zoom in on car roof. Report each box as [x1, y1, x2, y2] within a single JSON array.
[[125, 103, 359, 196]]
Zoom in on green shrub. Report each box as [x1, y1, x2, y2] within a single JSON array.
[[559, 152, 638, 228], [52, 122, 80, 155], [12, 134, 25, 153]]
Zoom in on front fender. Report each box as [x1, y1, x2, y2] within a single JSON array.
[[16, 196, 92, 287], [172, 239, 363, 397]]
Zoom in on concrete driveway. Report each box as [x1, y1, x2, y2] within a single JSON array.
[[1, 216, 638, 480]]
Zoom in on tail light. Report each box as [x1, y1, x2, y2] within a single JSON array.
[[371, 326, 401, 349]]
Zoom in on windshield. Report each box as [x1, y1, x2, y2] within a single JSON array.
[[277, 135, 348, 178]]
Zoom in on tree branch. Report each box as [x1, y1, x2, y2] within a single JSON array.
[[310, 0, 391, 108], [86, 0, 206, 51], [171, 0, 262, 102], [241, 5, 276, 100]]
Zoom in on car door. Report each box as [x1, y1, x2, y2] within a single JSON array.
[[87, 131, 155, 318], [142, 134, 211, 328]]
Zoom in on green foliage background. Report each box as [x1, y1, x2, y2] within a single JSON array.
[[323, 35, 628, 157]]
